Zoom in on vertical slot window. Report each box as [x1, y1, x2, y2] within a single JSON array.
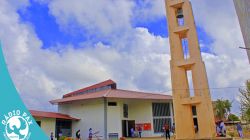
[[123, 104, 128, 118], [192, 106, 198, 133], [187, 70, 194, 97], [176, 8, 184, 26], [181, 38, 190, 59]]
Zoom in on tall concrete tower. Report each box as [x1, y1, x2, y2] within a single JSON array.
[[233, 0, 250, 63], [165, 0, 216, 139]]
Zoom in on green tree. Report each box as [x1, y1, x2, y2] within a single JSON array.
[[215, 99, 232, 120], [239, 80, 250, 122], [228, 113, 240, 121]]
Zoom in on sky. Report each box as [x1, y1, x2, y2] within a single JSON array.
[[0, 0, 249, 115]]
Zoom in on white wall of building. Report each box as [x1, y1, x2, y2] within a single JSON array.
[[58, 98, 173, 139], [58, 99, 105, 140], [107, 100, 122, 138], [107, 99, 173, 138]]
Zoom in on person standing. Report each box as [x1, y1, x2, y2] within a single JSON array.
[[219, 121, 226, 137], [171, 123, 175, 134], [76, 129, 81, 140], [50, 132, 54, 140], [88, 128, 93, 140], [138, 126, 142, 138], [164, 123, 171, 140], [130, 127, 135, 137], [236, 123, 243, 138], [58, 130, 62, 139], [216, 121, 221, 137]]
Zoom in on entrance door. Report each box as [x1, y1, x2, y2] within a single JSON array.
[[122, 120, 135, 137]]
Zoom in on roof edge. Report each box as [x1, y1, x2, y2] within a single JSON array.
[[63, 79, 116, 98], [30, 110, 80, 120]]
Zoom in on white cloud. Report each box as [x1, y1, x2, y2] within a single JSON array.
[[132, 0, 166, 23], [0, 0, 249, 115], [0, 0, 171, 111], [190, 0, 250, 114], [48, 0, 134, 37]]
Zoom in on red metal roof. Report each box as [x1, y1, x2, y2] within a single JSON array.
[[63, 79, 116, 98], [30, 110, 80, 120], [50, 89, 172, 105]]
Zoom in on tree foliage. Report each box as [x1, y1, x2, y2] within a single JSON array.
[[239, 80, 250, 122], [215, 99, 232, 120], [228, 113, 240, 121]]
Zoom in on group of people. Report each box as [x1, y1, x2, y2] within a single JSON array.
[[50, 131, 62, 140], [130, 126, 142, 138], [163, 121, 244, 139], [49, 128, 95, 140], [216, 120, 227, 137], [49, 121, 244, 139], [130, 123, 175, 139], [216, 121, 244, 138]]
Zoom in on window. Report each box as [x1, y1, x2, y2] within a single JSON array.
[[55, 119, 72, 137], [176, 8, 185, 26], [192, 106, 197, 116], [152, 103, 170, 116], [181, 38, 190, 59], [123, 104, 128, 118], [36, 121, 41, 127], [77, 85, 112, 95], [192, 106, 198, 132], [152, 103, 172, 133], [108, 102, 117, 106], [187, 70, 194, 97], [153, 118, 171, 133]]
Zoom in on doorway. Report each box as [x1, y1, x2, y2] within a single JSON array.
[[122, 120, 135, 137]]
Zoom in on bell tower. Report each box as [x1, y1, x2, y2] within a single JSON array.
[[165, 0, 216, 139]]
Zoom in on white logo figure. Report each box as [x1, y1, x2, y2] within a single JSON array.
[[2, 110, 32, 140]]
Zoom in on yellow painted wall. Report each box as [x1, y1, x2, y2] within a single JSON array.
[[34, 117, 56, 138], [129, 100, 153, 137]]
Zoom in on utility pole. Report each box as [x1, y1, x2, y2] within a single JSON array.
[[165, 0, 216, 139]]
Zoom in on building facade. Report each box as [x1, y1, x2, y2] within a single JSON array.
[[30, 110, 79, 138], [234, 0, 250, 63], [39, 80, 174, 140]]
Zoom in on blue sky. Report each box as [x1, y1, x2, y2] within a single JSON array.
[[18, 0, 213, 53], [0, 0, 249, 114], [18, 1, 86, 48]]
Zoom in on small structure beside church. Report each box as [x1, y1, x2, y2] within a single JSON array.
[[33, 79, 173, 139], [31, 110, 79, 138]]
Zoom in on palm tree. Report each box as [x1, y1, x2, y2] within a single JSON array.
[[215, 99, 232, 120]]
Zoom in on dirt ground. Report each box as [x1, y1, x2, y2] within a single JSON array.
[[125, 137, 249, 140], [125, 137, 168, 140]]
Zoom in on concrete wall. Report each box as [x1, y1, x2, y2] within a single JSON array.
[[107, 99, 123, 138], [58, 98, 173, 139], [129, 100, 173, 137], [34, 117, 56, 138], [106, 99, 173, 138], [129, 100, 154, 137], [58, 99, 105, 140], [234, 0, 250, 63]]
